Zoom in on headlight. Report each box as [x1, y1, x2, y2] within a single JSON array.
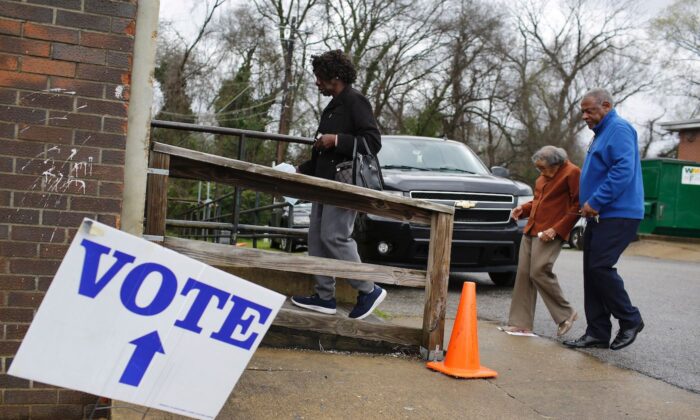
[[516, 195, 533, 207]]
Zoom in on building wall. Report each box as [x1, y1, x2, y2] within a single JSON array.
[[677, 129, 700, 163], [0, 0, 137, 418]]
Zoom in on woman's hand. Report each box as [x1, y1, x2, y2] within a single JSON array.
[[511, 206, 523, 221], [314, 133, 337, 149], [538, 228, 557, 242]]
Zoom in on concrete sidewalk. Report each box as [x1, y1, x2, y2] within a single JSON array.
[[112, 317, 700, 419]]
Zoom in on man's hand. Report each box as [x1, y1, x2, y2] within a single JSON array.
[[511, 206, 523, 221], [538, 228, 557, 242], [314, 133, 337, 149], [581, 202, 599, 218]]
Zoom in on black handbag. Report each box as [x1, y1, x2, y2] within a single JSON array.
[[335, 136, 384, 190]]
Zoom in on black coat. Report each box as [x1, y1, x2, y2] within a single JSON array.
[[298, 86, 381, 180]]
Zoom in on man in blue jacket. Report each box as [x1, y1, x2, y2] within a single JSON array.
[[564, 88, 645, 351]]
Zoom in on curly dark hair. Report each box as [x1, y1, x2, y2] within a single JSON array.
[[311, 50, 357, 85]]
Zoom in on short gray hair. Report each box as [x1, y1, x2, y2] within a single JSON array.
[[583, 88, 614, 107], [532, 145, 568, 167]]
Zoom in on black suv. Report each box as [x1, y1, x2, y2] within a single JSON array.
[[354, 135, 533, 286]]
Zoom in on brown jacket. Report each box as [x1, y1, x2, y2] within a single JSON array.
[[521, 160, 581, 241]]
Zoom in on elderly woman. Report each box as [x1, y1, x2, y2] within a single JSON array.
[[504, 146, 581, 336]]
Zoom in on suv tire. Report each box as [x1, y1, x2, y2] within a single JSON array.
[[489, 271, 516, 287]]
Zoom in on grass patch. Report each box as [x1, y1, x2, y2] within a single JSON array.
[[372, 308, 391, 320]]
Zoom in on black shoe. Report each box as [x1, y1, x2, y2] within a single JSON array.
[[290, 294, 337, 315], [610, 320, 644, 351], [348, 286, 387, 320], [563, 334, 609, 349]]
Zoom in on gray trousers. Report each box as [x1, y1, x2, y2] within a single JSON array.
[[508, 235, 574, 330], [308, 203, 374, 300]]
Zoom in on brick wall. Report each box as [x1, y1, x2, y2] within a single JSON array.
[[0, 0, 137, 418], [678, 129, 700, 163]]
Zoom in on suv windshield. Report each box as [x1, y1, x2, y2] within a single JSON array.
[[379, 137, 489, 175]]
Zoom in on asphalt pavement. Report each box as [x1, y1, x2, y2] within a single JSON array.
[[382, 247, 700, 394]]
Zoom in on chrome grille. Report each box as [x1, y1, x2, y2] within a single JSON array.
[[409, 191, 513, 224], [409, 191, 514, 203]]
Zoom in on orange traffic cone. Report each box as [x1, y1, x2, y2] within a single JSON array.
[[426, 281, 497, 379]]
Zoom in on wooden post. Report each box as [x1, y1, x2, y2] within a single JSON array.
[[144, 151, 170, 239], [421, 212, 454, 360]]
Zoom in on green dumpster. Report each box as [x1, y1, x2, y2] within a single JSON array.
[[639, 158, 700, 238]]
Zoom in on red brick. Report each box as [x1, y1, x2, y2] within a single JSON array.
[[24, 22, 79, 44], [0, 121, 15, 138], [14, 191, 69, 210], [76, 63, 126, 84], [19, 91, 74, 110], [5, 390, 57, 404], [0, 372, 30, 388], [48, 111, 101, 130], [76, 130, 126, 149], [0, 276, 35, 290], [22, 56, 76, 77], [56, 10, 111, 32], [106, 50, 131, 69], [0, 308, 34, 323], [48, 145, 101, 162], [111, 17, 135, 35], [0, 242, 37, 258], [0, 54, 18, 71], [0, 173, 43, 190], [98, 181, 122, 197], [1, 105, 47, 125], [42, 210, 94, 227], [17, 124, 72, 144], [0, 18, 22, 36], [0, 190, 10, 205], [50, 76, 104, 98], [0, 405, 29, 418], [0, 156, 12, 172], [52, 43, 106, 65], [0, 70, 48, 90], [100, 150, 124, 165], [0, 35, 50, 57], [7, 292, 44, 308], [71, 196, 121, 213], [81, 31, 134, 52], [39, 243, 68, 259], [0, 139, 46, 157], [96, 213, 119, 227], [0, 340, 21, 355], [84, 163, 123, 182], [0, 224, 8, 239], [28, 0, 82, 10], [85, 0, 137, 18], [0, 209, 39, 225], [0, 3, 53, 24], [77, 98, 127, 117], [9, 259, 60, 275], [11, 226, 64, 243], [0, 88, 17, 104], [58, 390, 97, 404], [103, 117, 128, 134], [31, 404, 83, 419], [37, 276, 52, 291]]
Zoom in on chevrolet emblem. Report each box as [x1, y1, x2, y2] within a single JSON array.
[[455, 200, 477, 209]]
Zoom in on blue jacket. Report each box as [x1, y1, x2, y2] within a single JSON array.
[[580, 109, 644, 219]]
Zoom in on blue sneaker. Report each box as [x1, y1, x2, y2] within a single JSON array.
[[349, 286, 387, 320], [290, 294, 337, 315]]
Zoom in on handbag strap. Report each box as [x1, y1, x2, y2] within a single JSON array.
[[351, 137, 358, 185]]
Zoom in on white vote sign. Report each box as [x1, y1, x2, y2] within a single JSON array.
[[9, 219, 285, 420]]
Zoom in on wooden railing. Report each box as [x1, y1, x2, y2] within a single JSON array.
[[145, 141, 454, 359]]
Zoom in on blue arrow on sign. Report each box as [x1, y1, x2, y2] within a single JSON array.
[[119, 331, 165, 387]]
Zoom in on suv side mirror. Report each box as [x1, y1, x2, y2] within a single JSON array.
[[491, 166, 510, 178]]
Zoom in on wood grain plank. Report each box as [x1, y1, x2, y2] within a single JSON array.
[[421, 212, 454, 353], [144, 152, 169, 237], [163, 236, 426, 288], [152, 142, 453, 225]]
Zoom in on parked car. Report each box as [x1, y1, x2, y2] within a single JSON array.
[[353, 135, 533, 287], [568, 218, 585, 250], [269, 201, 312, 252]]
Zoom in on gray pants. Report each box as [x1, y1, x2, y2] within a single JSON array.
[[308, 203, 374, 300], [508, 235, 574, 330]]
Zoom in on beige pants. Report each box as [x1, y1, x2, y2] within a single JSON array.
[[507, 235, 574, 330]]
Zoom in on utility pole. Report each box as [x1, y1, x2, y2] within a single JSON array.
[[276, 16, 296, 164]]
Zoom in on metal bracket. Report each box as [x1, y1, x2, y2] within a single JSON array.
[[142, 235, 164, 242], [420, 346, 444, 362], [147, 168, 169, 176]]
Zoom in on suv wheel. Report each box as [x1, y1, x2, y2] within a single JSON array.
[[569, 227, 584, 250], [489, 271, 516, 287]]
